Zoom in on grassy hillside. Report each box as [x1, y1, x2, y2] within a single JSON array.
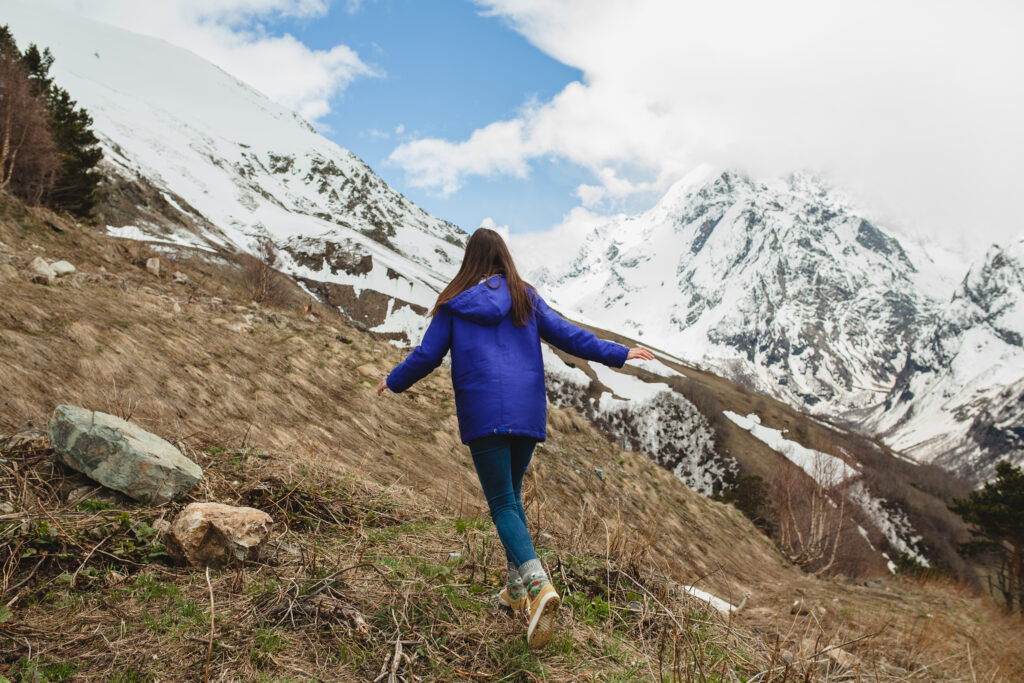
[[1, 198, 1022, 681]]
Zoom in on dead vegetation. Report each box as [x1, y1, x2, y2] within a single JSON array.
[[1, 197, 1023, 680]]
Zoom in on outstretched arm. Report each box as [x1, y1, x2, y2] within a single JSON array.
[[535, 294, 636, 367], [380, 308, 453, 395]]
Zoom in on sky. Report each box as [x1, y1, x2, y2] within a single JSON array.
[[38, 0, 1024, 252]]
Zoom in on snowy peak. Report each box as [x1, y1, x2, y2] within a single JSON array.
[[952, 240, 1024, 348], [545, 168, 932, 412]]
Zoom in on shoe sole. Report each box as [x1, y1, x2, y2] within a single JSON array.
[[527, 591, 561, 649]]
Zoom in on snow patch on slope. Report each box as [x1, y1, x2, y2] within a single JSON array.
[[724, 411, 858, 487]]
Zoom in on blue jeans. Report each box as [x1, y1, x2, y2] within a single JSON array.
[[467, 435, 538, 567]]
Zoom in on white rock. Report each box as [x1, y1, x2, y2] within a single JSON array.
[[29, 257, 55, 285], [51, 260, 76, 276], [172, 271, 189, 284], [146, 257, 161, 277]]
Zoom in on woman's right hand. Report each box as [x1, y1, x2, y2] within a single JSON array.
[[627, 347, 655, 361]]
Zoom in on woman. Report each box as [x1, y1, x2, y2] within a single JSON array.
[[376, 228, 654, 649]]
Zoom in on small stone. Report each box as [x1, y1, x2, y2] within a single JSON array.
[[166, 502, 273, 568], [594, 467, 606, 482], [231, 305, 247, 313], [172, 301, 182, 313], [210, 297, 223, 307], [105, 570, 128, 586], [51, 260, 76, 276], [29, 256, 55, 285], [0, 502, 14, 514], [211, 318, 229, 325], [48, 405, 203, 504], [146, 257, 161, 277], [356, 364, 380, 378], [172, 271, 189, 284]]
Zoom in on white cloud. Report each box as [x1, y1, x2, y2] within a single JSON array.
[[505, 206, 613, 281], [46, 0, 379, 123], [479, 216, 511, 242], [391, 0, 1024, 247], [389, 118, 531, 196]]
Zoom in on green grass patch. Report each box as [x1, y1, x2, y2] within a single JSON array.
[[73, 498, 113, 512]]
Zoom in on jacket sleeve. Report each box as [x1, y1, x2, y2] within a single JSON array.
[[534, 294, 629, 368], [386, 308, 453, 393]]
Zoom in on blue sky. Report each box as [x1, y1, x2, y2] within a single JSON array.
[[275, 0, 588, 234]]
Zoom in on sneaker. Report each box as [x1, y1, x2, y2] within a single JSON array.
[[526, 583, 561, 649], [497, 586, 529, 612]]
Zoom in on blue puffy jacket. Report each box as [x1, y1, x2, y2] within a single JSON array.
[[386, 275, 629, 444]]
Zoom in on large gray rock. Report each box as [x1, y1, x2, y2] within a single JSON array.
[[48, 405, 202, 504]]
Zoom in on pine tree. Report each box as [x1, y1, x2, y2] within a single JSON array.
[[44, 85, 103, 216], [950, 461, 1024, 612]]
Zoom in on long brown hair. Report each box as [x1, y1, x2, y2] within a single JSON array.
[[431, 228, 535, 326]]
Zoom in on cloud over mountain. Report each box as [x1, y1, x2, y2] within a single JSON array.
[[392, 0, 1024, 251]]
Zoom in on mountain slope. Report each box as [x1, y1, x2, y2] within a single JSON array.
[[0, 0, 465, 340], [2, 199, 1022, 681]]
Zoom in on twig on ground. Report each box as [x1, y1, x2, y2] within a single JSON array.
[[204, 566, 215, 683]]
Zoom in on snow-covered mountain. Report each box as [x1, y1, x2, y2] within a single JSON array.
[[1, 0, 465, 340], [533, 167, 1024, 480], [866, 239, 1024, 479]]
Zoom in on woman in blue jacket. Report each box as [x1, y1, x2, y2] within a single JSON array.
[[377, 228, 653, 649]]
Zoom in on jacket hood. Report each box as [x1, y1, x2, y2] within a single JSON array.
[[444, 274, 511, 325]]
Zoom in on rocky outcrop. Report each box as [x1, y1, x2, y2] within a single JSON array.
[[165, 502, 272, 567], [47, 404, 202, 504]]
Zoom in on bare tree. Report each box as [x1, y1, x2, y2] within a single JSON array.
[[770, 457, 851, 575], [244, 238, 290, 305], [0, 50, 57, 201]]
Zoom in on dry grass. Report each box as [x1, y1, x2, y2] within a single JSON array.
[[1, 197, 1023, 680]]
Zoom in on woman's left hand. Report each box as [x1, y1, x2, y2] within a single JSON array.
[[377, 377, 389, 397], [627, 347, 655, 361]]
